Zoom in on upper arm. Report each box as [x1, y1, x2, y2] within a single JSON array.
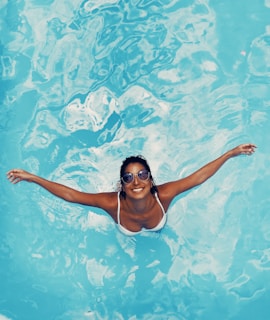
[[68, 190, 118, 220], [158, 149, 235, 202], [158, 173, 201, 200]]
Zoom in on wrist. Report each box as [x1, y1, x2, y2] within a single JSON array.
[[224, 149, 234, 159], [227, 147, 238, 158]]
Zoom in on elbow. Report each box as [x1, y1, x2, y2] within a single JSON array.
[[64, 189, 85, 204], [63, 190, 78, 203], [196, 174, 210, 186]]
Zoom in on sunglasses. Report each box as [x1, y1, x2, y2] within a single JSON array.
[[121, 169, 150, 184]]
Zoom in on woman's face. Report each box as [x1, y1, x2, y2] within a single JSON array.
[[121, 162, 152, 199]]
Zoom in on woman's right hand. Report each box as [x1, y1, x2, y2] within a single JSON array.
[[6, 169, 35, 184]]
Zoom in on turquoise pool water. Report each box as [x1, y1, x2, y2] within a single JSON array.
[[1, 0, 270, 319]]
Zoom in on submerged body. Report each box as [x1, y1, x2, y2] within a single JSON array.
[[7, 143, 256, 236]]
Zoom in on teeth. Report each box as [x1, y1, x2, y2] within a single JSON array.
[[133, 188, 143, 192]]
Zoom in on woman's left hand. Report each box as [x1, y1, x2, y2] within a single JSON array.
[[230, 143, 257, 157]]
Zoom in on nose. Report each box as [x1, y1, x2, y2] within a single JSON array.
[[133, 175, 139, 185]]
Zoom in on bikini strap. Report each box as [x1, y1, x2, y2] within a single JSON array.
[[118, 192, 164, 225], [154, 192, 166, 215], [117, 191, 121, 224]]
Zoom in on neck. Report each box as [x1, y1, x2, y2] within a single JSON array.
[[125, 193, 155, 214]]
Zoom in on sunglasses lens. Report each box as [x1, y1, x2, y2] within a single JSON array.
[[138, 170, 149, 180], [121, 170, 150, 184], [122, 173, 133, 184]]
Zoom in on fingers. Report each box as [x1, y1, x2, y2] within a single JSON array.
[[241, 143, 257, 155], [243, 143, 257, 149], [231, 143, 257, 157], [6, 169, 23, 184]]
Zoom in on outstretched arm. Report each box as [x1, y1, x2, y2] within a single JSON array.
[[6, 169, 115, 209], [160, 143, 256, 198]]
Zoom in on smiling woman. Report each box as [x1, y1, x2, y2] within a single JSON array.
[[7, 143, 256, 235]]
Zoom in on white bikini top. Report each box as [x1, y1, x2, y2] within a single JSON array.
[[117, 191, 167, 236]]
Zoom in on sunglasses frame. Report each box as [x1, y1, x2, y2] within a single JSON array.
[[121, 169, 150, 184]]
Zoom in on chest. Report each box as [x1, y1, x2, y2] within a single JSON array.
[[119, 198, 165, 230]]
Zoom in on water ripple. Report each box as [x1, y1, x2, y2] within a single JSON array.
[[2, 0, 270, 319]]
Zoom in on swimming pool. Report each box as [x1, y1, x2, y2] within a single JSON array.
[[1, 0, 270, 319]]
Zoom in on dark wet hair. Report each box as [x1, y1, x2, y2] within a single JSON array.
[[119, 155, 158, 199]]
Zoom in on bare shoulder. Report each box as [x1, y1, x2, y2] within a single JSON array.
[[157, 180, 185, 202], [93, 191, 118, 221], [93, 191, 118, 209], [155, 183, 175, 210]]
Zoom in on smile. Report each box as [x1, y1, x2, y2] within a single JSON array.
[[132, 188, 144, 193]]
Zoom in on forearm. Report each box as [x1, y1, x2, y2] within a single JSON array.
[[159, 143, 256, 197], [7, 169, 110, 209], [31, 175, 78, 202], [7, 169, 79, 202], [192, 143, 256, 186], [192, 150, 232, 185]]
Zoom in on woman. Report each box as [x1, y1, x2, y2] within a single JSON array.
[[7, 143, 256, 236]]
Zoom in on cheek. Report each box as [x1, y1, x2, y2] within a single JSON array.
[[144, 181, 152, 190]]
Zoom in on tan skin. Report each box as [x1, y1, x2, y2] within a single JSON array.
[[7, 143, 256, 233]]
